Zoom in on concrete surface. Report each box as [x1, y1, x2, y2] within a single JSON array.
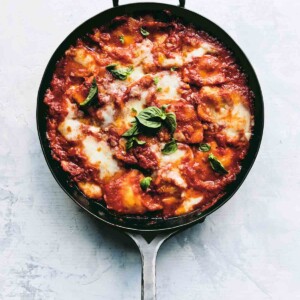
[[1, 0, 300, 299]]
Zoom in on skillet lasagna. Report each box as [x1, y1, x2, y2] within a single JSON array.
[[44, 14, 254, 217]]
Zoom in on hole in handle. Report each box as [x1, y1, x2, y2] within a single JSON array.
[[113, 0, 186, 8]]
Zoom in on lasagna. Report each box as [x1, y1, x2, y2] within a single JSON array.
[[44, 14, 254, 217]]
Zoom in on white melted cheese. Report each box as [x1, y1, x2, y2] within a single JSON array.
[[78, 182, 102, 199], [58, 119, 83, 141], [159, 148, 186, 166], [223, 103, 252, 141], [100, 103, 116, 127], [175, 194, 204, 215], [165, 169, 187, 188], [159, 53, 184, 68], [156, 72, 181, 100], [123, 98, 146, 125], [127, 65, 145, 83], [132, 39, 154, 66], [184, 43, 216, 63], [106, 80, 128, 95], [82, 136, 120, 179], [73, 48, 95, 71], [65, 99, 78, 119], [153, 145, 188, 188]]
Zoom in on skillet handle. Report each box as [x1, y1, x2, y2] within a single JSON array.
[[113, 0, 186, 8], [125, 231, 179, 300]]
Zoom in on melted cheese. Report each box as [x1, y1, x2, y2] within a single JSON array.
[[224, 103, 252, 141], [73, 48, 96, 71], [158, 53, 184, 68], [156, 72, 181, 100], [127, 65, 145, 83], [65, 99, 78, 119], [78, 182, 102, 199], [175, 194, 203, 215], [184, 43, 216, 63], [132, 39, 154, 66], [123, 98, 146, 125], [82, 136, 120, 179], [100, 104, 116, 127], [153, 145, 188, 188], [58, 119, 83, 141]]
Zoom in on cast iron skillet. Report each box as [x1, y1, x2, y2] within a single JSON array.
[[37, 1, 264, 299]]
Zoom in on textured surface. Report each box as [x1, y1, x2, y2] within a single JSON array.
[[0, 0, 300, 299]]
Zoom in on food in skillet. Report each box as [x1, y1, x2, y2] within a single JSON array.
[[44, 14, 253, 217]]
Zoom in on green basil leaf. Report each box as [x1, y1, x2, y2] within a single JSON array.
[[162, 139, 178, 155], [170, 67, 178, 71], [136, 106, 166, 128], [140, 177, 152, 191], [153, 77, 159, 85], [106, 64, 133, 80], [164, 112, 177, 134], [208, 154, 228, 174], [106, 63, 118, 70], [157, 87, 162, 92], [119, 35, 124, 44], [125, 137, 146, 150], [140, 27, 150, 37], [125, 138, 134, 150], [199, 143, 211, 152], [122, 121, 140, 137], [80, 78, 98, 107]]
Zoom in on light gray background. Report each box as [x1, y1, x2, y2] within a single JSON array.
[[1, 0, 299, 299]]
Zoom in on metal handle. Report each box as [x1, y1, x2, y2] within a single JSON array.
[[113, 0, 185, 8], [125, 231, 178, 300]]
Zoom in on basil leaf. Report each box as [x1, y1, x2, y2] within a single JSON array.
[[153, 77, 159, 85], [140, 177, 152, 191], [106, 64, 133, 80], [164, 112, 177, 134], [170, 67, 178, 71], [157, 87, 162, 92], [208, 154, 228, 174], [80, 78, 98, 107], [162, 139, 178, 155], [199, 143, 211, 152], [136, 106, 166, 128], [106, 63, 118, 70], [122, 121, 140, 137], [140, 27, 150, 37], [119, 35, 124, 44], [125, 137, 146, 150]]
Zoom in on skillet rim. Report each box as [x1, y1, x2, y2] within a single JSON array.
[[36, 2, 264, 233]]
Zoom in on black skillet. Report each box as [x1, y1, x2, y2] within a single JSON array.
[[37, 1, 264, 299]]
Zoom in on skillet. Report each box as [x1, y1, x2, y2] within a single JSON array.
[[36, 1, 264, 299]]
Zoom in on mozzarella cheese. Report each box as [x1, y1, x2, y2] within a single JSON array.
[[175, 194, 203, 215], [184, 43, 216, 63], [224, 103, 252, 141], [128, 65, 145, 83], [58, 119, 83, 141], [153, 145, 189, 188], [156, 72, 181, 100], [78, 182, 102, 199], [158, 53, 184, 68], [82, 136, 120, 179], [123, 98, 146, 125], [100, 103, 116, 127], [73, 48, 96, 71], [132, 39, 154, 66]]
